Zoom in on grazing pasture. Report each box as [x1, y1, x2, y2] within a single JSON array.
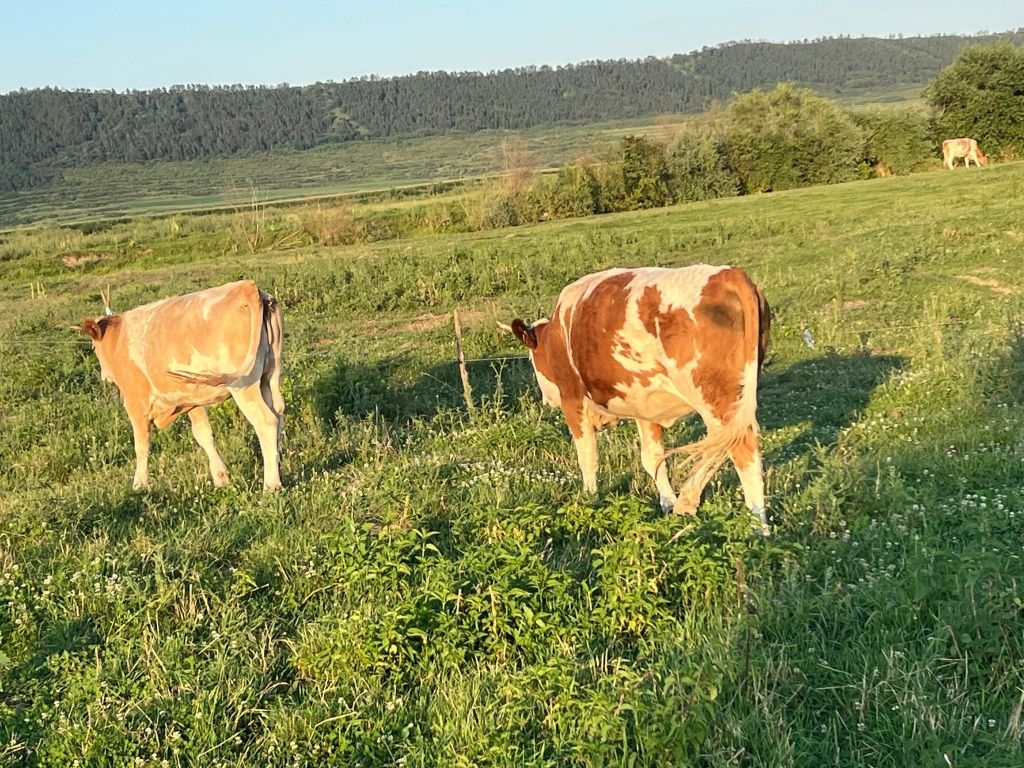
[[2, 163, 1024, 766]]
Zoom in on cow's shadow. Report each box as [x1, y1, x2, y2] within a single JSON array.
[[757, 349, 905, 460], [602, 350, 905, 504]]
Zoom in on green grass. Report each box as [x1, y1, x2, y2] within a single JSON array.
[[2, 163, 1024, 766], [0, 118, 684, 228]]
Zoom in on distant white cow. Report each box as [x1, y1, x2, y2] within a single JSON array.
[[942, 138, 988, 170], [75, 280, 284, 490]]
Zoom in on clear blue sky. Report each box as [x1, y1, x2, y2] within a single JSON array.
[[2, 0, 1020, 93]]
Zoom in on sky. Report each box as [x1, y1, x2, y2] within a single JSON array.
[[2, 0, 1021, 93]]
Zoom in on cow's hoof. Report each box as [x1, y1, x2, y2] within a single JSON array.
[[751, 505, 771, 536], [263, 482, 282, 493], [659, 496, 676, 515], [672, 499, 698, 516]]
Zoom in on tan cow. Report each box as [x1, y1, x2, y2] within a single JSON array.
[[942, 138, 988, 170], [509, 265, 771, 534], [75, 280, 284, 491]]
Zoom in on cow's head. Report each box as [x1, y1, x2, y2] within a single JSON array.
[[978, 148, 989, 166], [507, 317, 562, 408], [74, 315, 121, 382]]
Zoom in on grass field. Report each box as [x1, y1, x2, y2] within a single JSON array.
[[0, 118, 687, 229], [2, 162, 1023, 766]]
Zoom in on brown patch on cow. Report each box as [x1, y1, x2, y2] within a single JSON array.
[[692, 270, 749, 422], [755, 284, 771, 376], [729, 426, 758, 470], [957, 274, 1019, 295], [530, 316, 586, 437], [566, 272, 659, 407], [637, 284, 697, 371], [841, 299, 870, 310]]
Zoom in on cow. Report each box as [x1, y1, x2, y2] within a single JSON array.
[[508, 265, 771, 534], [75, 280, 284, 491], [942, 138, 988, 170]]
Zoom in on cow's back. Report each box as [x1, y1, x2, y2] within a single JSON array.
[[125, 280, 266, 399], [554, 265, 755, 423]]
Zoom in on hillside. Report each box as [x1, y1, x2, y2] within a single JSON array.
[[2, 163, 1024, 765], [2, 31, 1022, 193]]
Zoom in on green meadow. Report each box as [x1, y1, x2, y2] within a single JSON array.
[[2, 163, 1023, 766], [0, 118, 685, 228]]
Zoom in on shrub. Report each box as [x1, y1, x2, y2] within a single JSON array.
[[850, 106, 935, 175], [665, 115, 741, 202], [725, 83, 864, 192], [620, 135, 673, 209], [544, 162, 601, 219]]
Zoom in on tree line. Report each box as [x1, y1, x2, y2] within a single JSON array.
[[1, 32, 1022, 191]]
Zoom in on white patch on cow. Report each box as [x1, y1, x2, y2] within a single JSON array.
[[532, 358, 562, 408]]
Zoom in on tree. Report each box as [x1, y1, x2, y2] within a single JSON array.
[[725, 83, 864, 192], [620, 135, 672, 209], [850, 106, 934, 175], [665, 110, 740, 201], [925, 43, 1024, 159]]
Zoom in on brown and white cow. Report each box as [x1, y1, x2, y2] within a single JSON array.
[[75, 280, 284, 491], [942, 138, 988, 170], [509, 265, 771, 534]]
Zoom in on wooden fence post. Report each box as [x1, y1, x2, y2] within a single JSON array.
[[453, 309, 475, 417]]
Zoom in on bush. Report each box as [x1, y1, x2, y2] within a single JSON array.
[[620, 135, 673, 209], [544, 162, 601, 219], [665, 115, 741, 202], [725, 83, 865, 192], [850, 106, 935, 175]]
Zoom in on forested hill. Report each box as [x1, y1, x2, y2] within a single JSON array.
[[2, 31, 1022, 190]]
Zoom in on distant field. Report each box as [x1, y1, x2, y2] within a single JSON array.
[[0, 82, 931, 228], [0, 118, 684, 228], [2, 162, 1023, 765]]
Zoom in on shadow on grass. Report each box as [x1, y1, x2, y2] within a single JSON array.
[[758, 350, 905, 460], [312, 352, 537, 424], [602, 350, 905, 508]]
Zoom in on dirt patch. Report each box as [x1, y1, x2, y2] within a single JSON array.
[[841, 299, 870, 310], [396, 309, 485, 333], [957, 274, 1020, 295], [60, 251, 116, 268]]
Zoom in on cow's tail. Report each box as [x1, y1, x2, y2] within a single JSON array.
[[660, 272, 766, 526], [260, 290, 283, 358]]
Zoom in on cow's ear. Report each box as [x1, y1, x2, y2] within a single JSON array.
[[511, 318, 538, 349], [75, 317, 117, 341], [74, 319, 103, 340]]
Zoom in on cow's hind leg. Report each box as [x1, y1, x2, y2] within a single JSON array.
[[231, 384, 282, 491], [188, 407, 229, 487], [729, 425, 769, 535], [261, 363, 284, 451], [637, 420, 676, 513]]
